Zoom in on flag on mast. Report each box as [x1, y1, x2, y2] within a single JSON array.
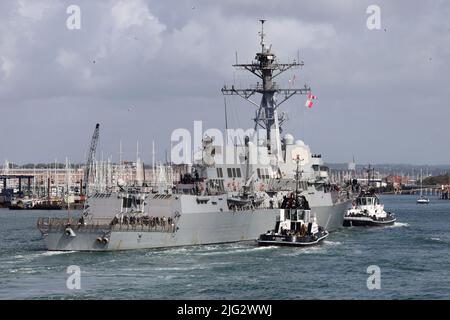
[[305, 92, 317, 108]]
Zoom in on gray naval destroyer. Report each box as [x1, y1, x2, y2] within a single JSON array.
[[37, 20, 351, 251]]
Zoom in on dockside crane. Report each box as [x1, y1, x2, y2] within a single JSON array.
[[83, 123, 100, 197]]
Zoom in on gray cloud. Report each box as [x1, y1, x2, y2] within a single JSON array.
[[0, 0, 449, 165]]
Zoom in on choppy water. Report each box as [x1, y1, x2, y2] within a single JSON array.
[[1, 195, 449, 299]]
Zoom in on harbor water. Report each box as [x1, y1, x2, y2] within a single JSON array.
[[0, 195, 449, 299]]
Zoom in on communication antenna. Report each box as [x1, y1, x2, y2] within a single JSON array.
[[221, 20, 311, 154]]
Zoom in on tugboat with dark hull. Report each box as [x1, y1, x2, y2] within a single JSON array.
[[343, 190, 396, 227], [258, 158, 329, 247]]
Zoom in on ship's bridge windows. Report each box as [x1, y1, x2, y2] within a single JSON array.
[[227, 167, 242, 178], [122, 197, 132, 208], [216, 168, 223, 178]]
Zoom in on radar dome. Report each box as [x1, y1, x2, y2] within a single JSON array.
[[284, 134, 294, 145], [295, 140, 305, 146]]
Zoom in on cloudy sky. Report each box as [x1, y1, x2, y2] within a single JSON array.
[[0, 0, 449, 165]]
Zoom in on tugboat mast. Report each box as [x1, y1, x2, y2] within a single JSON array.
[[294, 156, 303, 206], [222, 19, 311, 154]]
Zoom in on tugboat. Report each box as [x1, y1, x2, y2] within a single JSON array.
[[343, 189, 396, 227], [258, 158, 329, 247]]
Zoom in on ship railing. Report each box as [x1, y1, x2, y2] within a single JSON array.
[[227, 202, 271, 212], [37, 217, 109, 232], [37, 217, 176, 233]]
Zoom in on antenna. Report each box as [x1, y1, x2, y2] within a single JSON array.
[[224, 97, 229, 131], [294, 156, 303, 203], [259, 19, 266, 51]]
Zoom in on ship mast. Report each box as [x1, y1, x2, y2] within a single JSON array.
[[221, 19, 311, 154]]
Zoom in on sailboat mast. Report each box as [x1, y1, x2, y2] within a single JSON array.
[[420, 168, 423, 196], [152, 140, 156, 185], [65, 157, 71, 221], [295, 160, 299, 197]]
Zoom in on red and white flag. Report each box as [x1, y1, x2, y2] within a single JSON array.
[[305, 92, 317, 108]]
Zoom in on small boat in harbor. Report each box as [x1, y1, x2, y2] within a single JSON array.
[[8, 197, 63, 210], [8, 197, 35, 210], [416, 169, 430, 204], [343, 189, 396, 227], [416, 196, 430, 204]]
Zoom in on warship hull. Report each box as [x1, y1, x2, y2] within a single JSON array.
[[40, 201, 348, 251], [313, 200, 349, 232], [41, 209, 277, 251]]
